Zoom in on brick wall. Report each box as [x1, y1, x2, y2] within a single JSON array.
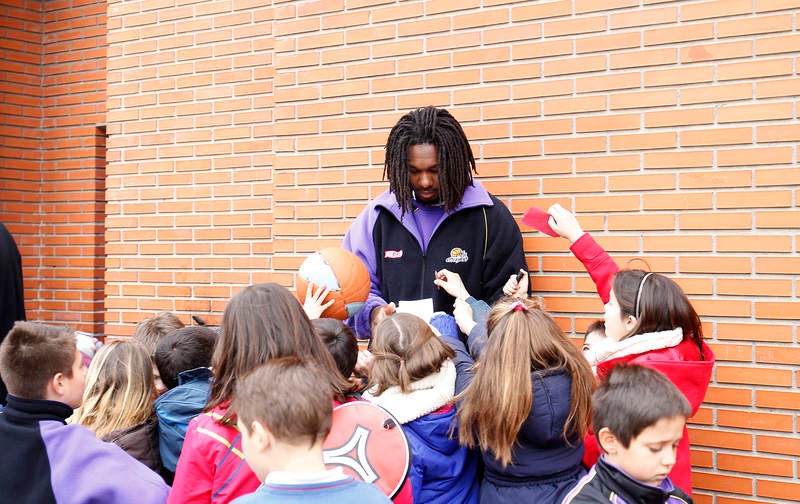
[[0, 0, 106, 334], [104, 0, 276, 334], [104, 0, 799, 502]]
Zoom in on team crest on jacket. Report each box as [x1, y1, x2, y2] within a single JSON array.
[[445, 247, 469, 264]]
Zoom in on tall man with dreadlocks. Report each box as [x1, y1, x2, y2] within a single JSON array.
[[343, 106, 528, 338]]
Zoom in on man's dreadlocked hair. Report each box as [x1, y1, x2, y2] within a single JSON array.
[[384, 106, 477, 216]]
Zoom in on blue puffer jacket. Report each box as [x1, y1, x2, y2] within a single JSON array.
[[404, 405, 480, 504], [362, 360, 480, 504], [445, 334, 586, 504]]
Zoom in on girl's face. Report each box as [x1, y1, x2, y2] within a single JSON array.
[[603, 290, 636, 342]]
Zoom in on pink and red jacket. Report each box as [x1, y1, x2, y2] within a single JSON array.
[[571, 233, 715, 494]]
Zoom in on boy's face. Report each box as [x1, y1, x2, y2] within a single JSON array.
[[603, 415, 685, 487], [582, 328, 606, 354], [153, 364, 167, 396], [62, 348, 88, 409]]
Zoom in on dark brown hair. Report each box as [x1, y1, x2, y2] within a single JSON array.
[[368, 313, 455, 396], [206, 283, 350, 420], [593, 364, 691, 448], [584, 319, 605, 339], [155, 326, 218, 390], [312, 318, 358, 379], [612, 270, 704, 352], [0, 321, 76, 399], [234, 357, 332, 446], [384, 106, 476, 216], [457, 298, 595, 467]]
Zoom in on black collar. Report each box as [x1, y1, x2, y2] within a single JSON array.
[[3, 395, 73, 425], [596, 456, 687, 504]]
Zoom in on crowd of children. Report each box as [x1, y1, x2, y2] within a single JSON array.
[[0, 206, 714, 504]]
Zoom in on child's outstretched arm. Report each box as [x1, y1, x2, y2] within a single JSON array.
[[548, 204, 619, 304], [435, 269, 491, 358]]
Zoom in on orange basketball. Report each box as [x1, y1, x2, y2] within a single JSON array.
[[296, 248, 371, 320]]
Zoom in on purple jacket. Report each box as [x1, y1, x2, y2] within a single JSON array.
[[0, 395, 170, 504], [342, 181, 526, 338]]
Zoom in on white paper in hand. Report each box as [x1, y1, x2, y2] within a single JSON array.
[[396, 298, 434, 323]]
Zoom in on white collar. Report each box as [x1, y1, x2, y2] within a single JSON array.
[[586, 327, 684, 369], [265, 467, 347, 486], [362, 359, 456, 424]]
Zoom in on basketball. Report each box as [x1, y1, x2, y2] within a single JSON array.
[[296, 248, 370, 320]]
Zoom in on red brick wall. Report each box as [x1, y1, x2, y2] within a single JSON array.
[[103, 1, 798, 502], [0, 0, 106, 334], [0, 1, 44, 317]]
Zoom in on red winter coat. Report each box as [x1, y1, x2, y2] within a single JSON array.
[[583, 339, 715, 494], [168, 405, 257, 504], [572, 233, 715, 494]]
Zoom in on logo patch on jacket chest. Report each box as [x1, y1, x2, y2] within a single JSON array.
[[384, 250, 403, 259], [445, 248, 469, 264]]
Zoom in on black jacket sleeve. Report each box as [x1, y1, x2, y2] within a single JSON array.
[[480, 196, 527, 304]]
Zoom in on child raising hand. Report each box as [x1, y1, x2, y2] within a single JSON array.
[[538, 203, 715, 494]]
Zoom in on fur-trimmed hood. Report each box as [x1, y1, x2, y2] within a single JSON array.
[[362, 359, 456, 424]]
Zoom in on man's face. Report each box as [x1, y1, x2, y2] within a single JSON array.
[[240, 420, 271, 481], [408, 143, 440, 205], [582, 328, 606, 354]]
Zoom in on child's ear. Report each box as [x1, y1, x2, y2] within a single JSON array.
[[597, 427, 620, 455], [248, 420, 273, 452], [44, 372, 66, 402], [623, 314, 637, 333]]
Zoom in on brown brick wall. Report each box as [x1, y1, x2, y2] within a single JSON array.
[[1, 0, 794, 501], [0, 0, 106, 333]]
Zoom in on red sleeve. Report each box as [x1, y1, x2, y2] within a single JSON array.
[[570, 233, 619, 304], [582, 426, 602, 470]]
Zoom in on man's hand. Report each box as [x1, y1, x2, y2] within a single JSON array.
[[502, 270, 529, 299]]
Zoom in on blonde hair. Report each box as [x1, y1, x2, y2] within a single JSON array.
[[368, 313, 455, 396], [72, 341, 155, 438], [457, 297, 595, 467]]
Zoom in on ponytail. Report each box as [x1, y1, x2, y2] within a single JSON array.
[[458, 297, 594, 467]]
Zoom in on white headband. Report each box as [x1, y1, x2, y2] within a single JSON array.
[[634, 272, 654, 319]]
